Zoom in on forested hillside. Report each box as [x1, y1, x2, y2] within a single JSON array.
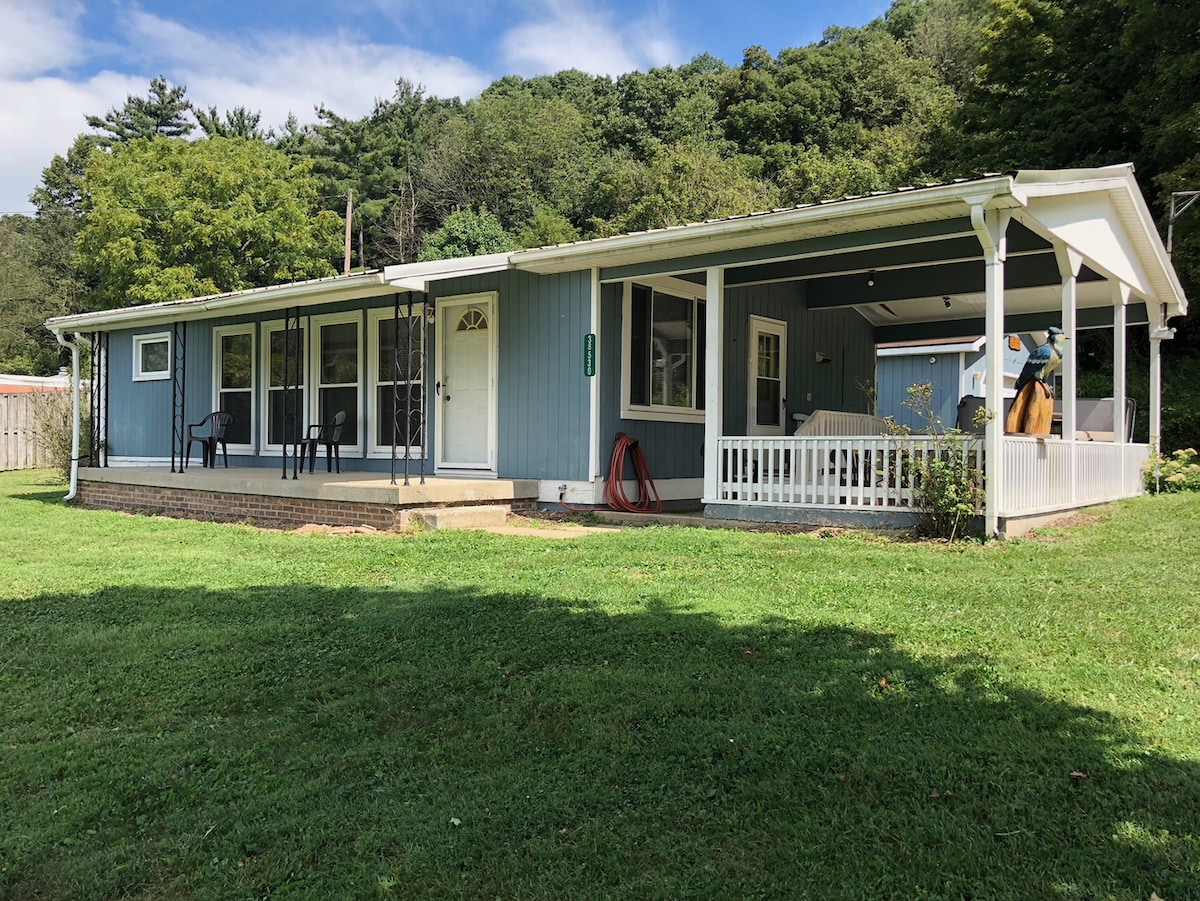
[[2, 0, 1197, 445]]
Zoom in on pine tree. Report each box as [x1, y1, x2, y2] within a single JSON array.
[[85, 76, 194, 145]]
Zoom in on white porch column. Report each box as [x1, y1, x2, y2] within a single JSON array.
[[1111, 281, 1130, 444], [588, 267, 602, 483], [1149, 306, 1174, 467], [972, 203, 1009, 537], [1055, 247, 1082, 445], [702, 266, 725, 504], [1147, 331, 1156, 448]]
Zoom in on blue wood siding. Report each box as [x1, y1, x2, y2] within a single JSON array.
[[107, 326, 174, 458], [105, 322, 216, 459], [430, 270, 591, 481], [876, 352, 963, 431]]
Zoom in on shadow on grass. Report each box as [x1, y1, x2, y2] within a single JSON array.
[[8, 476, 69, 506], [2, 584, 1197, 899]]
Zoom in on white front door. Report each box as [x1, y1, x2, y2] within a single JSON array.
[[437, 294, 496, 471], [747, 316, 787, 435]]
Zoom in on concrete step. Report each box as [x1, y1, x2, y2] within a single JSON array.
[[403, 504, 510, 530]]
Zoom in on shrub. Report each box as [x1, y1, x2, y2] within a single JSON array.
[[886, 382, 990, 541], [27, 389, 90, 482], [1143, 447, 1200, 493]]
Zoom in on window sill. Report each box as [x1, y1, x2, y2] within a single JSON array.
[[621, 405, 705, 425]]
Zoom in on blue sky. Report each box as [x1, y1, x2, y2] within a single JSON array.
[[0, 0, 890, 213]]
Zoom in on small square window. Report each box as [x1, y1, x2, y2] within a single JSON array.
[[133, 332, 171, 381]]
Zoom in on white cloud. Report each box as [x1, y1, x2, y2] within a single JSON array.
[[0, 0, 87, 79], [499, 0, 683, 77], [120, 9, 491, 126], [0, 72, 147, 212], [0, 6, 493, 212]]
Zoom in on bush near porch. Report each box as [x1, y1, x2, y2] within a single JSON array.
[[1, 470, 1197, 899]]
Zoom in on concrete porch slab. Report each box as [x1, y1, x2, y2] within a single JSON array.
[[78, 466, 538, 507]]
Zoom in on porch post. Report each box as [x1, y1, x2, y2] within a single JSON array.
[[1055, 247, 1082, 447], [1111, 281, 1130, 444], [702, 266, 725, 504], [1149, 306, 1173, 473], [973, 203, 1009, 538], [1149, 334, 1162, 451], [1053, 247, 1081, 507], [588, 268, 602, 487]]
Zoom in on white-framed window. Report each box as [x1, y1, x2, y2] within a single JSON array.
[[310, 311, 364, 455], [132, 332, 171, 381], [621, 282, 706, 422], [367, 306, 426, 456], [212, 325, 255, 450], [260, 319, 306, 452]]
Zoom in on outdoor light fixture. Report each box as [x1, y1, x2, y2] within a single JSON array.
[[867, 271, 876, 287]]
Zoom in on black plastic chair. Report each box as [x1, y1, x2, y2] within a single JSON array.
[[300, 410, 346, 474], [186, 411, 233, 469]]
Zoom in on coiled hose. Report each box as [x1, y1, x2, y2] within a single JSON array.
[[602, 432, 662, 514], [561, 432, 662, 514]]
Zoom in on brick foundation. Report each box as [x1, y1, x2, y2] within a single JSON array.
[[76, 479, 534, 531]]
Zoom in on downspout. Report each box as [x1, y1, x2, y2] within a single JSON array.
[[53, 330, 82, 501]]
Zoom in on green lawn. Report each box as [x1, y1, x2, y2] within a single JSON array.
[[1, 470, 1198, 899]]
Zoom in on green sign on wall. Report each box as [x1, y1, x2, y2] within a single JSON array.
[[584, 333, 596, 377]]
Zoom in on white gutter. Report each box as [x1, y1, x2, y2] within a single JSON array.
[[53, 331, 82, 501], [46, 270, 392, 332], [877, 338, 985, 357], [383, 252, 513, 292], [512, 175, 1023, 273]]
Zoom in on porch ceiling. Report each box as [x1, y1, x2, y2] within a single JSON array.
[[514, 165, 1186, 335]]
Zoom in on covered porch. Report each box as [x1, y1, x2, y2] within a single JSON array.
[[513, 166, 1187, 537]]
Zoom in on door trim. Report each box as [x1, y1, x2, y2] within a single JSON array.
[[435, 292, 498, 473], [747, 315, 788, 436]]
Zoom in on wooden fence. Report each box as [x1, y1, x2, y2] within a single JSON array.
[[0, 392, 54, 471]]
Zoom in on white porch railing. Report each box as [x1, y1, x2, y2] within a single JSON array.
[[714, 435, 1148, 515], [997, 437, 1150, 516], [715, 436, 981, 508]]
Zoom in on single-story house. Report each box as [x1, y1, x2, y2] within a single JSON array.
[[47, 165, 1188, 537]]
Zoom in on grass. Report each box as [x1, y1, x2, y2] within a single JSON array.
[[1, 469, 1198, 899]]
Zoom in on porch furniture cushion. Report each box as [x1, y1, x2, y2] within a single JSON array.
[[185, 411, 233, 469], [794, 410, 888, 437], [1052, 397, 1136, 442], [300, 410, 346, 474]]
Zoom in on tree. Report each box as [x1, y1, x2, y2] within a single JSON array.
[[418, 207, 515, 261], [299, 79, 456, 266], [419, 89, 602, 235], [0, 216, 65, 374], [75, 137, 343, 308], [588, 144, 779, 235], [193, 105, 270, 140], [85, 76, 194, 145]]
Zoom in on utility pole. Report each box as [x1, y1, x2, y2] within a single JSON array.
[[343, 189, 353, 275], [1167, 190, 1200, 257]]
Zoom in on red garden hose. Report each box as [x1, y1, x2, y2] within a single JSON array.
[[560, 432, 662, 514], [602, 432, 662, 514]]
